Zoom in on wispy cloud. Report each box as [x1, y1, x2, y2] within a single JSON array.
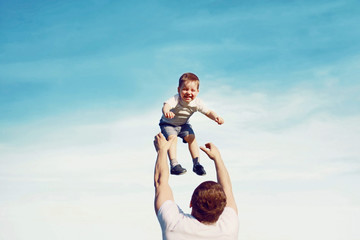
[[1, 0, 360, 239], [1, 80, 359, 239]]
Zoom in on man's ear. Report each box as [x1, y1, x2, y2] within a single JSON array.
[[177, 86, 180, 94], [189, 201, 192, 208]]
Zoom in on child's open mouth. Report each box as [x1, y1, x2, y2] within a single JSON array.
[[184, 95, 192, 100]]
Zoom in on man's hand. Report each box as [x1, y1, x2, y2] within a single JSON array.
[[200, 143, 221, 161], [164, 111, 175, 119], [154, 132, 174, 152], [200, 142, 238, 214]]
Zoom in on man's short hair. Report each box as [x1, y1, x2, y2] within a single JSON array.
[[191, 181, 227, 224], [178, 72, 200, 89]]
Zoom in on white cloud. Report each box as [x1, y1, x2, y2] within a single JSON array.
[[1, 82, 360, 240], [197, 82, 360, 157]]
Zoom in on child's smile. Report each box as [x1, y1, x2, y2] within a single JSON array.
[[178, 80, 199, 103]]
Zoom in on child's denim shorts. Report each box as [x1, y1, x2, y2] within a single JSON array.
[[159, 120, 195, 143]]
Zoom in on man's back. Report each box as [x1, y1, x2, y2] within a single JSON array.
[[157, 200, 239, 240]]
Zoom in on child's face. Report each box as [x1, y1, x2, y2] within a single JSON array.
[[178, 80, 199, 103]]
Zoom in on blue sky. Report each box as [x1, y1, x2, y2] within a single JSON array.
[[1, 0, 360, 239], [2, 0, 359, 124]]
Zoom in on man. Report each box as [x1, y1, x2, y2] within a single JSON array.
[[153, 133, 239, 240]]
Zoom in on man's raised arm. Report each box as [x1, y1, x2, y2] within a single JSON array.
[[200, 143, 238, 214], [153, 133, 175, 213]]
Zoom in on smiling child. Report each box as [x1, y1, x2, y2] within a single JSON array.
[[159, 72, 224, 175]]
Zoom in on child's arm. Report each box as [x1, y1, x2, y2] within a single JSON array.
[[162, 103, 175, 119], [206, 110, 224, 125]]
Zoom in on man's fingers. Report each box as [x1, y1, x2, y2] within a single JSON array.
[[154, 133, 164, 146], [200, 146, 211, 155], [154, 133, 176, 151], [205, 143, 212, 148], [156, 133, 166, 142]]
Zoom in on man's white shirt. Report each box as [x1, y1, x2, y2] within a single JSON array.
[[157, 200, 239, 240]]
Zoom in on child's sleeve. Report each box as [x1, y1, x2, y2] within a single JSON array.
[[164, 95, 179, 109], [195, 98, 210, 115]]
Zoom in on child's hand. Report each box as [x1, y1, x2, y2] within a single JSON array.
[[215, 116, 224, 125], [165, 111, 175, 119]]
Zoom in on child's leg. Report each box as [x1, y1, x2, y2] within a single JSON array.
[[184, 134, 206, 176], [183, 134, 199, 161], [167, 135, 178, 166], [159, 122, 186, 175], [167, 135, 187, 175]]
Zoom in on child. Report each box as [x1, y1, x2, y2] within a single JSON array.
[[159, 72, 224, 175]]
